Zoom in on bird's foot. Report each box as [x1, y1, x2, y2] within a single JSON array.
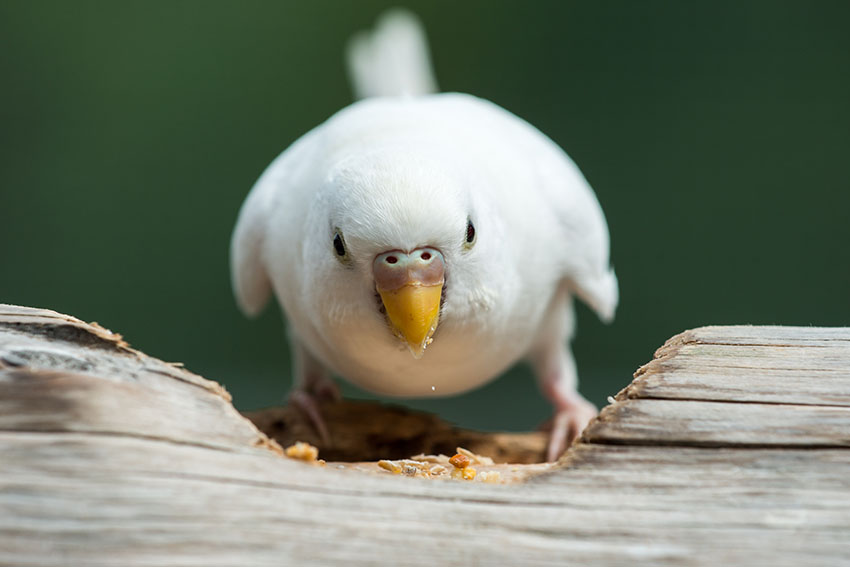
[[545, 394, 597, 462], [289, 380, 340, 446]]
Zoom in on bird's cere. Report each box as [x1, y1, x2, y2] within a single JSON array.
[[373, 248, 444, 359]]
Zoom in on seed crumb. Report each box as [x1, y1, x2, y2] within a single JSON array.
[[478, 471, 502, 483], [429, 464, 448, 476], [378, 460, 402, 474], [449, 453, 471, 469], [284, 441, 319, 462], [451, 466, 477, 480]]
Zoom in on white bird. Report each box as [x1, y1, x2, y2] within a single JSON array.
[[231, 10, 617, 461]]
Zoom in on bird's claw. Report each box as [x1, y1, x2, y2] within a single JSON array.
[[545, 396, 597, 462], [289, 389, 334, 446]]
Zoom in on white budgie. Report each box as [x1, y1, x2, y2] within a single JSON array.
[[231, 11, 617, 460]]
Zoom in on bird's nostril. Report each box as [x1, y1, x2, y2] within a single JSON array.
[[386, 256, 398, 265], [420, 252, 431, 261]]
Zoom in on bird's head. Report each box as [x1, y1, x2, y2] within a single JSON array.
[[309, 148, 483, 359]]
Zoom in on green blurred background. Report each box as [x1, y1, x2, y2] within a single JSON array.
[[1, 1, 848, 431]]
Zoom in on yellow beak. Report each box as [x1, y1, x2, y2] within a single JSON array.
[[378, 282, 443, 359]]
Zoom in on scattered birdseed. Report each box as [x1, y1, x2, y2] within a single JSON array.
[[379, 459, 434, 477], [376, 450, 509, 482], [378, 459, 402, 474], [448, 452, 479, 480]]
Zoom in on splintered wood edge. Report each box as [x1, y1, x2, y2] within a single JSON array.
[[0, 304, 136, 352], [0, 303, 232, 401], [580, 324, 850, 449], [617, 324, 850, 403], [0, 304, 283, 458]]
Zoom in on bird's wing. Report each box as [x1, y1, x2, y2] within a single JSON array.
[[230, 127, 322, 318], [230, 170, 275, 318], [346, 9, 437, 99], [534, 142, 618, 323]]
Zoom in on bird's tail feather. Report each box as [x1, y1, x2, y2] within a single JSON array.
[[574, 268, 619, 324], [346, 10, 438, 99]]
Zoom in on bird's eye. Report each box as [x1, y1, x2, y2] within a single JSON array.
[[464, 218, 476, 249], [332, 230, 350, 263]]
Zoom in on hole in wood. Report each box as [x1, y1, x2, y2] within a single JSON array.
[[244, 399, 548, 465]]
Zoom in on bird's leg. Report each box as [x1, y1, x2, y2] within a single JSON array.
[[529, 291, 598, 462], [289, 339, 339, 445], [538, 357, 597, 462]]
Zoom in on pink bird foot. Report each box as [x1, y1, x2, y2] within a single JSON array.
[[545, 394, 597, 462]]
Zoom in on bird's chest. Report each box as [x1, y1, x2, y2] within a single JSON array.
[[298, 282, 552, 398], [329, 325, 533, 398]]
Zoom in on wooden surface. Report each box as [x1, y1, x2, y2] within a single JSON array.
[[1, 305, 849, 566]]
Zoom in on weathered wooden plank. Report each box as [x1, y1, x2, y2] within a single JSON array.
[[0, 306, 279, 455], [1, 306, 849, 567], [622, 329, 850, 406], [5, 432, 850, 510], [584, 398, 850, 447], [2, 433, 849, 567], [0, 368, 275, 453]]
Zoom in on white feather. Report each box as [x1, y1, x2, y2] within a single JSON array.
[[230, 174, 271, 318], [346, 9, 437, 99]]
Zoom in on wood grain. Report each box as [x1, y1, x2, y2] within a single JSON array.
[[584, 398, 850, 447], [1, 305, 848, 567], [623, 326, 850, 406]]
